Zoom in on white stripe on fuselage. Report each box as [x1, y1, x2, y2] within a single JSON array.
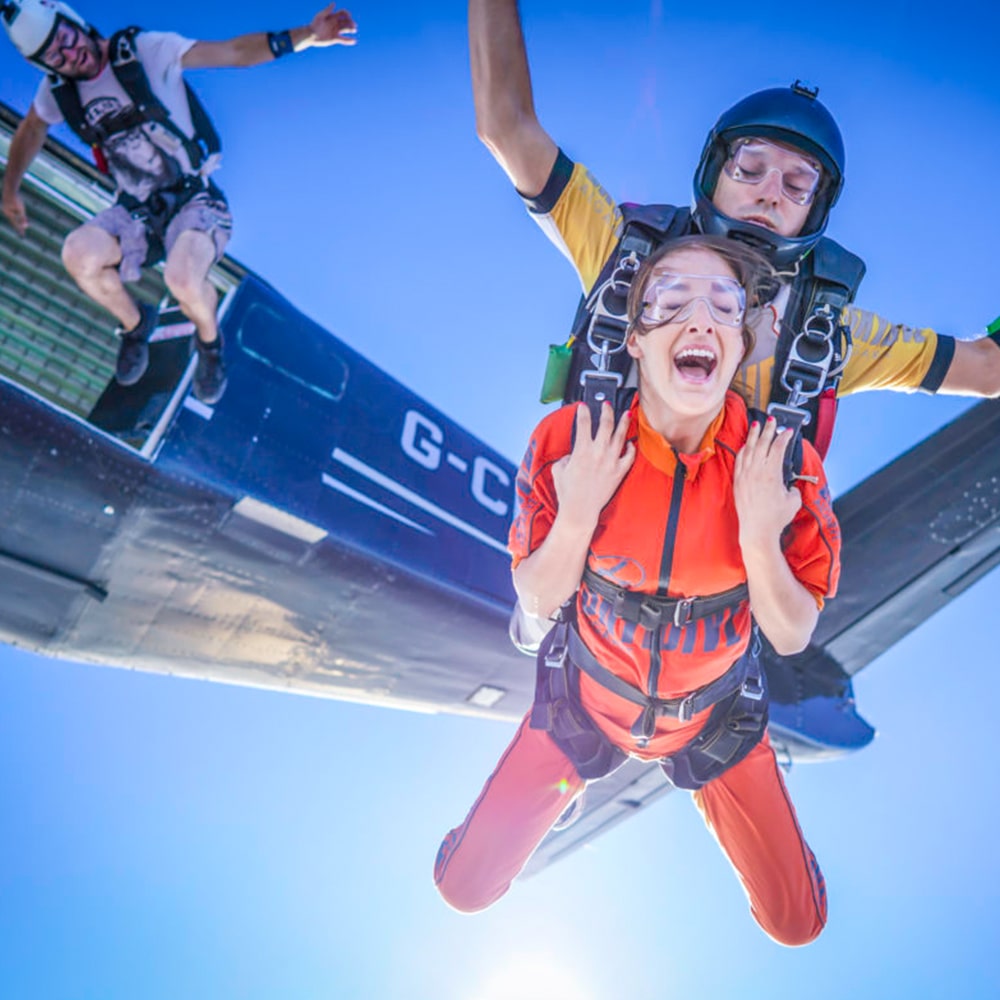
[[329, 448, 508, 555]]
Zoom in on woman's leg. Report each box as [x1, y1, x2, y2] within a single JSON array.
[[693, 734, 827, 946], [434, 715, 584, 913]]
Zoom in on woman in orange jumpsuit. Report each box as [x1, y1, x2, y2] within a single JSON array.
[[434, 234, 840, 946]]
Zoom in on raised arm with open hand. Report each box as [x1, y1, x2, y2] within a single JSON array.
[[182, 5, 357, 70], [305, 4, 358, 47]]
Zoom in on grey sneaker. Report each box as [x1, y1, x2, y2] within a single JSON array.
[[115, 303, 158, 386], [192, 336, 228, 405]]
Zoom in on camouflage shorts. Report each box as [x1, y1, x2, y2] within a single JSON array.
[[91, 184, 233, 281]]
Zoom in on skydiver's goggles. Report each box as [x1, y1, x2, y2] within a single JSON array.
[[722, 138, 822, 206], [36, 16, 84, 72], [639, 273, 747, 328]]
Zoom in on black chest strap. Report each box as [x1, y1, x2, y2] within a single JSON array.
[[48, 27, 221, 171], [583, 567, 748, 629]]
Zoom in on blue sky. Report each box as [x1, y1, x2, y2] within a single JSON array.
[[1, 2, 999, 998]]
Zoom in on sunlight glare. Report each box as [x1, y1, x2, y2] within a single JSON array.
[[467, 951, 597, 1000]]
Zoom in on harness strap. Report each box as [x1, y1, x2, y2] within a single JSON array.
[[530, 618, 768, 788], [567, 626, 760, 744], [582, 569, 748, 629], [530, 622, 629, 781], [110, 28, 218, 170], [49, 28, 221, 173], [768, 236, 865, 455], [659, 648, 768, 790], [561, 204, 691, 418]]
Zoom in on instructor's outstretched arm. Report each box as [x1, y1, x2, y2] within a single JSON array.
[[182, 4, 357, 70], [469, 0, 558, 197], [938, 336, 1000, 397]]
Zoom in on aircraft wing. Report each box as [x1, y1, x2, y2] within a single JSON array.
[[803, 397, 1000, 675], [523, 397, 1000, 877]]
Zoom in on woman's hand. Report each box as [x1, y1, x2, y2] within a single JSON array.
[[734, 417, 818, 654], [551, 403, 635, 533], [734, 417, 800, 552], [513, 403, 634, 620]]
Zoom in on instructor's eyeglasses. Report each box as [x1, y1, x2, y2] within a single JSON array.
[[722, 138, 822, 206], [639, 273, 747, 327]]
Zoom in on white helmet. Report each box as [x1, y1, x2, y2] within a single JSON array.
[[1, 0, 93, 68]]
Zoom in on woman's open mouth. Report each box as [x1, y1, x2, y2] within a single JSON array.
[[674, 346, 718, 383]]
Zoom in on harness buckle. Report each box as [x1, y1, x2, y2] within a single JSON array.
[[583, 252, 638, 362], [741, 672, 765, 702], [676, 693, 696, 723], [673, 597, 696, 628], [544, 623, 569, 670], [766, 401, 811, 433], [544, 641, 567, 670]]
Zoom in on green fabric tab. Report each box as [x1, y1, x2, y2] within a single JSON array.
[[540, 344, 573, 404]]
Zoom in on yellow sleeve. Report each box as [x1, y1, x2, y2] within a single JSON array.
[[522, 152, 623, 293], [838, 305, 954, 395]]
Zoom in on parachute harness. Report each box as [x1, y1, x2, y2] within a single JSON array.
[[768, 299, 853, 483], [577, 249, 640, 431]]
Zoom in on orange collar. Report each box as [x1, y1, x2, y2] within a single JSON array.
[[635, 395, 737, 480]]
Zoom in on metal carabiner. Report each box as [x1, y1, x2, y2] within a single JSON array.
[[583, 251, 641, 363]]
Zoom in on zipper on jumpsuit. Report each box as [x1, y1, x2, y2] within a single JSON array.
[[646, 453, 687, 700]]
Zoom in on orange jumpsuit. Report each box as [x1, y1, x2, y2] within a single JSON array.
[[435, 393, 841, 946]]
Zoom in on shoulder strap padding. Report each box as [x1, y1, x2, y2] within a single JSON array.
[[748, 406, 803, 486], [619, 202, 690, 235], [774, 236, 867, 389], [808, 236, 866, 304], [48, 76, 85, 142]]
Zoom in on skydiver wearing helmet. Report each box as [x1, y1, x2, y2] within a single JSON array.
[[469, 1, 1000, 410], [459, 0, 1000, 937], [0, 0, 357, 404], [468, 0, 1000, 741]]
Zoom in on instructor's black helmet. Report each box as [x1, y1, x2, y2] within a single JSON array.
[[693, 81, 845, 269]]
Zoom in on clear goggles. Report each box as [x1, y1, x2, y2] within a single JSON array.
[[722, 138, 822, 206], [639, 273, 746, 328]]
